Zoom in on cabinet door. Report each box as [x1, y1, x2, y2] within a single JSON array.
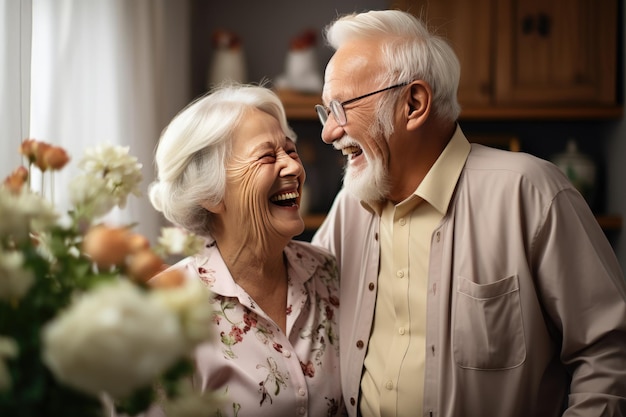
[[494, 0, 617, 105], [393, 0, 495, 106]]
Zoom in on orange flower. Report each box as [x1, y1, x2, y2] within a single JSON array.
[[82, 225, 132, 269], [148, 268, 185, 288], [127, 233, 151, 253], [19, 139, 39, 163], [19, 139, 70, 171], [3, 166, 29, 194], [42, 146, 70, 171], [126, 249, 166, 283]]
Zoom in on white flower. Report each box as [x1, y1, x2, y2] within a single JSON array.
[[78, 144, 143, 209], [0, 337, 18, 391], [160, 378, 223, 417], [150, 278, 214, 348], [69, 174, 116, 219], [0, 187, 58, 243], [42, 279, 186, 399], [0, 250, 34, 301], [158, 227, 206, 257]]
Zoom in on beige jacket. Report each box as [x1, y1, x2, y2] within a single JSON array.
[[313, 137, 626, 417]]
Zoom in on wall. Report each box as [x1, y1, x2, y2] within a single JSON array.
[[190, 0, 389, 96]]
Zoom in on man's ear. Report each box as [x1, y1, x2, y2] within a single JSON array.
[[406, 81, 431, 129]]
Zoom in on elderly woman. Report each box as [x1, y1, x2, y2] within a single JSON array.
[[147, 83, 344, 417]]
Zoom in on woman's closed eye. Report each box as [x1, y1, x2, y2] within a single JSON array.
[[258, 148, 299, 163], [258, 152, 276, 162]]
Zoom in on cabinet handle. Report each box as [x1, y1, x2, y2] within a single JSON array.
[[521, 15, 534, 35], [537, 13, 551, 37], [521, 13, 551, 37]]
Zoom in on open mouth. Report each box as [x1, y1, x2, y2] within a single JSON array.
[[342, 145, 363, 159], [270, 190, 300, 207]]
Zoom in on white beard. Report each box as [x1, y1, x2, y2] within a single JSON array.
[[343, 150, 389, 203]]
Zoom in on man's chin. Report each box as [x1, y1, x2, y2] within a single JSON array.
[[344, 172, 387, 203]]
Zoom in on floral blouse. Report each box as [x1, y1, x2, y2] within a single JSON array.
[[175, 240, 344, 417]]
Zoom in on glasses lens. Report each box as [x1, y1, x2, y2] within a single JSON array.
[[315, 105, 329, 126], [330, 100, 346, 126]]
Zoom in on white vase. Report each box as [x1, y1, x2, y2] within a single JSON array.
[[207, 48, 247, 88]]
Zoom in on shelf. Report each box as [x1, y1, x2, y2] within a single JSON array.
[[275, 89, 320, 120], [458, 106, 624, 121], [596, 214, 623, 231], [276, 89, 624, 121], [304, 214, 622, 232]]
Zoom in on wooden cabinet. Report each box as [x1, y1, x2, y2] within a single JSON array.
[[393, 0, 620, 119]]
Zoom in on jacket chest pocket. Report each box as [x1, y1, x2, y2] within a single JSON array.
[[453, 275, 526, 370]]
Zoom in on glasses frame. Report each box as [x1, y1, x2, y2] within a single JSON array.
[[315, 81, 410, 127]]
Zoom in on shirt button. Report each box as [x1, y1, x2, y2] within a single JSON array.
[[283, 350, 291, 358], [436, 231, 441, 242], [298, 406, 306, 415], [368, 282, 375, 291], [356, 340, 364, 349], [374, 232, 379, 241], [398, 327, 406, 335], [298, 388, 306, 396], [396, 270, 404, 278], [399, 218, 406, 226], [350, 397, 356, 406], [385, 380, 393, 390]]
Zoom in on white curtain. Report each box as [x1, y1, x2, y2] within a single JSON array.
[[27, 0, 190, 243], [0, 0, 31, 179]]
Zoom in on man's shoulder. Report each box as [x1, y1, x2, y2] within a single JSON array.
[[465, 144, 571, 194]]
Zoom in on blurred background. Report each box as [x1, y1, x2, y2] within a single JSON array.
[[2, 0, 625, 269]]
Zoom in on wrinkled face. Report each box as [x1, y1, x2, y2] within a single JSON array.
[[221, 108, 305, 247], [320, 39, 393, 202]]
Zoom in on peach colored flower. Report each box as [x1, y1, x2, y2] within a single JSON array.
[[149, 268, 186, 288], [127, 233, 151, 253], [82, 225, 131, 269], [2, 166, 28, 194], [41, 146, 70, 171], [18, 139, 38, 163], [19, 139, 70, 172], [126, 249, 166, 283]]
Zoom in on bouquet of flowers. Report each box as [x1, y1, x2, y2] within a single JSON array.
[[0, 139, 217, 416]]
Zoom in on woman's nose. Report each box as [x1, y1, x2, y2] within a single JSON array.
[[279, 153, 303, 176]]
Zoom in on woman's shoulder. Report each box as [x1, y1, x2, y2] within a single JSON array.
[[287, 240, 335, 262], [285, 240, 338, 283]]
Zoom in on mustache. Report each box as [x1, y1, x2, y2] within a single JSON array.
[[332, 135, 360, 151]]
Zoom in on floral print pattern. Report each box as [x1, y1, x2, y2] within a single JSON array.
[[178, 240, 345, 417]]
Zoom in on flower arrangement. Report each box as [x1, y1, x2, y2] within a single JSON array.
[[0, 139, 216, 416]]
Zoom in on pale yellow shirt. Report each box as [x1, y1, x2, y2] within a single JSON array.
[[360, 133, 469, 417]]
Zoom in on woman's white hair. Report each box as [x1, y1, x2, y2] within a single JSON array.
[[148, 83, 296, 238], [324, 9, 461, 132]]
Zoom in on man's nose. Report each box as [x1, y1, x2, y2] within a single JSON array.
[[320, 116, 345, 145]]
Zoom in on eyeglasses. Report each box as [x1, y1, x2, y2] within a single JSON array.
[[315, 82, 410, 127]]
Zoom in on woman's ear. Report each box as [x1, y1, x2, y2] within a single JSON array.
[[406, 81, 431, 129], [201, 200, 225, 214]]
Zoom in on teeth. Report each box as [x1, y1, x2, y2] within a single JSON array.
[[342, 145, 360, 156], [270, 191, 299, 202]]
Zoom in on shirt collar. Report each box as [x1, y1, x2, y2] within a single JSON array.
[[191, 241, 318, 298], [417, 124, 470, 215], [361, 124, 470, 215]]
